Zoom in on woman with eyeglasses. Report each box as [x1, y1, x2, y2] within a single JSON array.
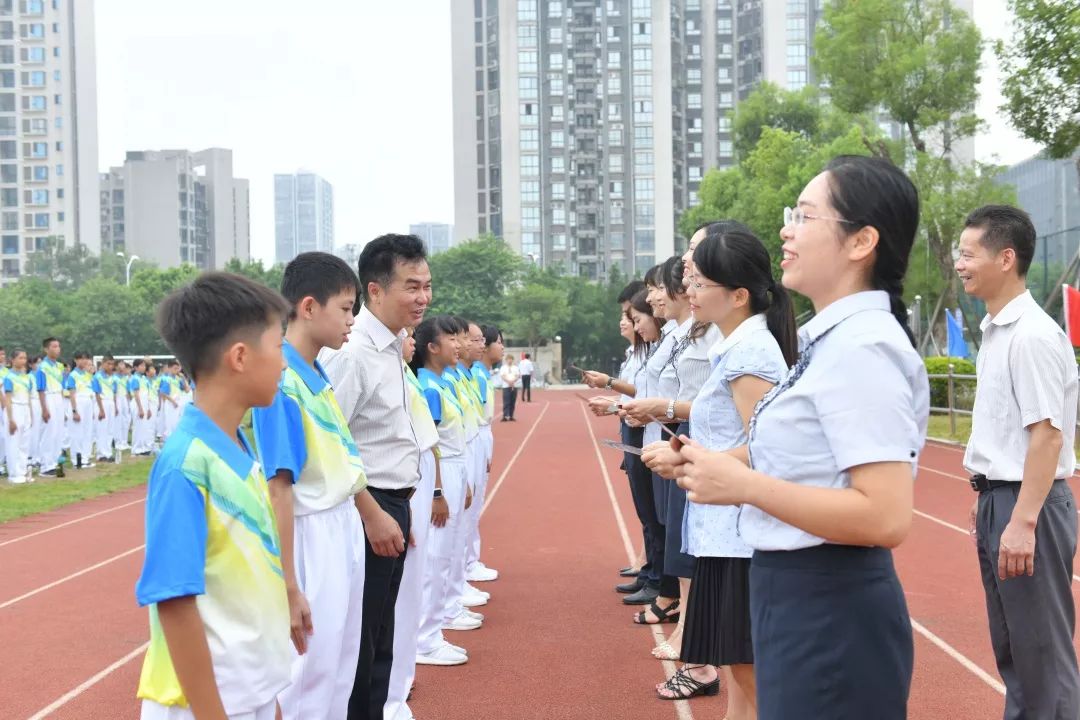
[[673, 155, 929, 719]]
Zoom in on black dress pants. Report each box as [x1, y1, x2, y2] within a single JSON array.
[[347, 488, 413, 720]]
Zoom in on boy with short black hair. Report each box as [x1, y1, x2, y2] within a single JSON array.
[[64, 351, 102, 470], [248, 251, 372, 718], [35, 337, 64, 476], [93, 355, 117, 463], [135, 272, 292, 720]]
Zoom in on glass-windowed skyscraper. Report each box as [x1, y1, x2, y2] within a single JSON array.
[[451, 0, 824, 280], [274, 171, 334, 265]]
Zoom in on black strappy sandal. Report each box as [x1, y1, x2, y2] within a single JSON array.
[[633, 598, 680, 625], [656, 666, 720, 700]]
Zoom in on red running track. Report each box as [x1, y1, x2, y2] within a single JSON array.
[[1, 391, 1077, 719]]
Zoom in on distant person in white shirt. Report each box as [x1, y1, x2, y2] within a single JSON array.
[[499, 355, 520, 421], [957, 204, 1080, 720], [519, 353, 535, 402]]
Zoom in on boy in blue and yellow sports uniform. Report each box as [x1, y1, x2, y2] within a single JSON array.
[[35, 337, 65, 477], [3, 349, 34, 483], [93, 355, 118, 463], [134, 272, 292, 720], [247, 252, 374, 719]]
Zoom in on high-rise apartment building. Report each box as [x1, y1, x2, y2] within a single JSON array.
[[410, 222, 454, 255], [99, 148, 250, 270], [0, 0, 99, 283], [451, 0, 825, 280], [274, 171, 333, 264]]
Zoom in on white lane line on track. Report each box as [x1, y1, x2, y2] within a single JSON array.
[[480, 402, 550, 519], [913, 509, 1080, 585], [909, 620, 1005, 696], [0, 545, 144, 610], [25, 641, 150, 720], [579, 405, 694, 720], [0, 497, 146, 549]]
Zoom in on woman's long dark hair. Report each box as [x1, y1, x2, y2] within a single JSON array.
[[409, 315, 459, 375], [694, 227, 799, 367], [628, 288, 662, 344], [825, 155, 919, 347]]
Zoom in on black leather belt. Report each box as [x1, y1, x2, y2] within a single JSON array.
[[970, 474, 1066, 493], [369, 486, 417, 501]]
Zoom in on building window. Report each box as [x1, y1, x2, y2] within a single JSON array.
[[520, 154, 539, 175], [22, 0, 45, 14], [20, 22, 44, 38], [610, 202, 623, 223], [522, 206, 540, 229], [517, 0, 536, 21], [609, 154, 623, 172], [688, 92, 702, 109], [551, 156, 565, 173], [33, 211, 48, 228], [518, 76, 538, 99], [1, 234, 16, 254], [551, 182, 565, 200], [31, 165, 46, 181], [521, 180, 540, 203], [633, 100, 652, 122], [517, 23, 537, 47], [52, 68, 59, 81], [551, 105, 564, 121], [689, 166, 702, 181], [549, 52, 563, 70], [635, 21, 651, 41], [609, 127, 622, 145], [634, 124, 653, 142], [633, 73, 651, 97], [787, 43, 806, 65], [0, 188, 15, 206], [631, 47, 652, 64], [518, 50, 537, 72], [634, 152, 654, 174], [608, 50, 620, 69], [786, 16, 806, 41], [717, 17, 732, 33], [717, 66, 731, 81], [719, 91, 733, 106], [718, 116, 732, 131], [520, 102, 537, 124], [687, 68, 701, 84], [0, 117, 12, 137], [55, 163, 62, 175], [0, 165, 13, 183], [607, 102, 621, 120], [787, 69, 807, 89], [552, 205, 565, 224], [631, 0, 649, 18], [21, 70, 44, 87], [608, 73, 621, 94], [549, 26, 562, 43], [520, 128, 539, 151], [550, 130, 564, 148], [547, 0, 562, 17], [22, 94, 44, 110], [719, 140, 733, 154], [549, 74, 563, 95]]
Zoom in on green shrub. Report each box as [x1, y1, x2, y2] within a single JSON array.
[[924, 357, 977, 410]]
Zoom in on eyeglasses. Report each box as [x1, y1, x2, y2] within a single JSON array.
[[784, 206, 856, 227], [686, 274, 723, 291]]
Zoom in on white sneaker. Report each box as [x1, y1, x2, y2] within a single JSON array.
[[463, 609, 484, 622], [465, 582, 491, 600], [461, 591, 488, 608], [442, 610, 482, 631], [466, 563, 499, 582], [445, 642, 468, 656], [416, 645, 467, 666]]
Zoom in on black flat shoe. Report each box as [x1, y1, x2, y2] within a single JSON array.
[[619, 566, 640, 578], [616, 577, 646, 594], [622, 586, 659, 605]]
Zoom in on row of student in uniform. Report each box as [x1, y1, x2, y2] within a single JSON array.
[[134, 242, 505, 720], [0, 347, 193, 482], [579, 154, 1079, 720]]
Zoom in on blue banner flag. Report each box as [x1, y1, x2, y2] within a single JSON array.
[[946, 308, 969, 358]]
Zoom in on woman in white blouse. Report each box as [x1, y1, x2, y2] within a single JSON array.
[[673, 156, 929, 719]]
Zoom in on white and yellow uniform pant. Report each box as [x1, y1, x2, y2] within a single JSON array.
[[464, 423, 494, 574], [277, 499, 366, 720], [385, 448, 437, 720], [37, 393, 65, 473], [70, 395, 96, 462], [5, 403, 31, 482], [416, 456, 467, 655]]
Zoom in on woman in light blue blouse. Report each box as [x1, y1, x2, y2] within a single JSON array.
[[674, 156, 929, 719], [645, 226, 797, 710]]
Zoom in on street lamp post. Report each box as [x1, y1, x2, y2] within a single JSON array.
[[117, 251, 139, 286]]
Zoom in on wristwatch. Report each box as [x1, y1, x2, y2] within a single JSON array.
[[605, 376, 614, 390], [665, 399, 676, 420], [433, 488, 443, 499]]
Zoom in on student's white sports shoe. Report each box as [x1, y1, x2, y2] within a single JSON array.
[[466, 562, 499, 582], [461, 590, 488, 608], [442, 610, 483, 631], [465, 582, 491, 600], [416, 644, 468, 666], [463, 609, 484, 622], [445, 641, 468, 656]]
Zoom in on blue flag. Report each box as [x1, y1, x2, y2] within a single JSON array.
[[946, 308, 968, 358]]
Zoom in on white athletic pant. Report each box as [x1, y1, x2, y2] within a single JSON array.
[[131, 398, 154, 454], [416, 457, 467, 654], [28, 398, 40, 465], [385, 449, 437, 720], [95, 401, 115, 460], [37, 394, 64, 473], [155, 399, 165, 438], [162, 400, 181, 440], [70, 395, 95, 462], [277, 499, 366, 720], [464, 424, 494, 572], [5, 404, 31, 481], [141, 699, 277, 720], [445, 436, 481, 619], [115, 398, 131, 451]]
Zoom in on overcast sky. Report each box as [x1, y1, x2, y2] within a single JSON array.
[[94, 0, 1040, 265]]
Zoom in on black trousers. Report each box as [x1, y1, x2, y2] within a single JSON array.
[[521, 374, 532, 401], [976, 480, 1079, 719], [347, 488, 413, 720], [502, 386, 517, 419], [622, 423, 655, 587], [626, 437, 678, 598]]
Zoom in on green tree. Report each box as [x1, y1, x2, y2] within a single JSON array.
[[224, 258, 285, 290], [0, 289, 53, 352], [732, 83, 855, 160], [505, 283, 570, 359], [428, 235, 523, 326], [996, 0, 1080, 307], [65, 278, 159, 355], [24, 237, 103, 290], [130, 264, 201, 309]]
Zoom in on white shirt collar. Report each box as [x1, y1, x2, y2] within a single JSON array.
[[980, 290, 1036, 331], [356, 304, 404, 352], [800, 291, 890, 346], [711, 314, 768, 362]]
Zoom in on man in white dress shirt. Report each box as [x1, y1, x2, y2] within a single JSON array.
[[320, 234, 432, 720], [519, 353, 534, 402], [957, 205, 1080, 720]]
